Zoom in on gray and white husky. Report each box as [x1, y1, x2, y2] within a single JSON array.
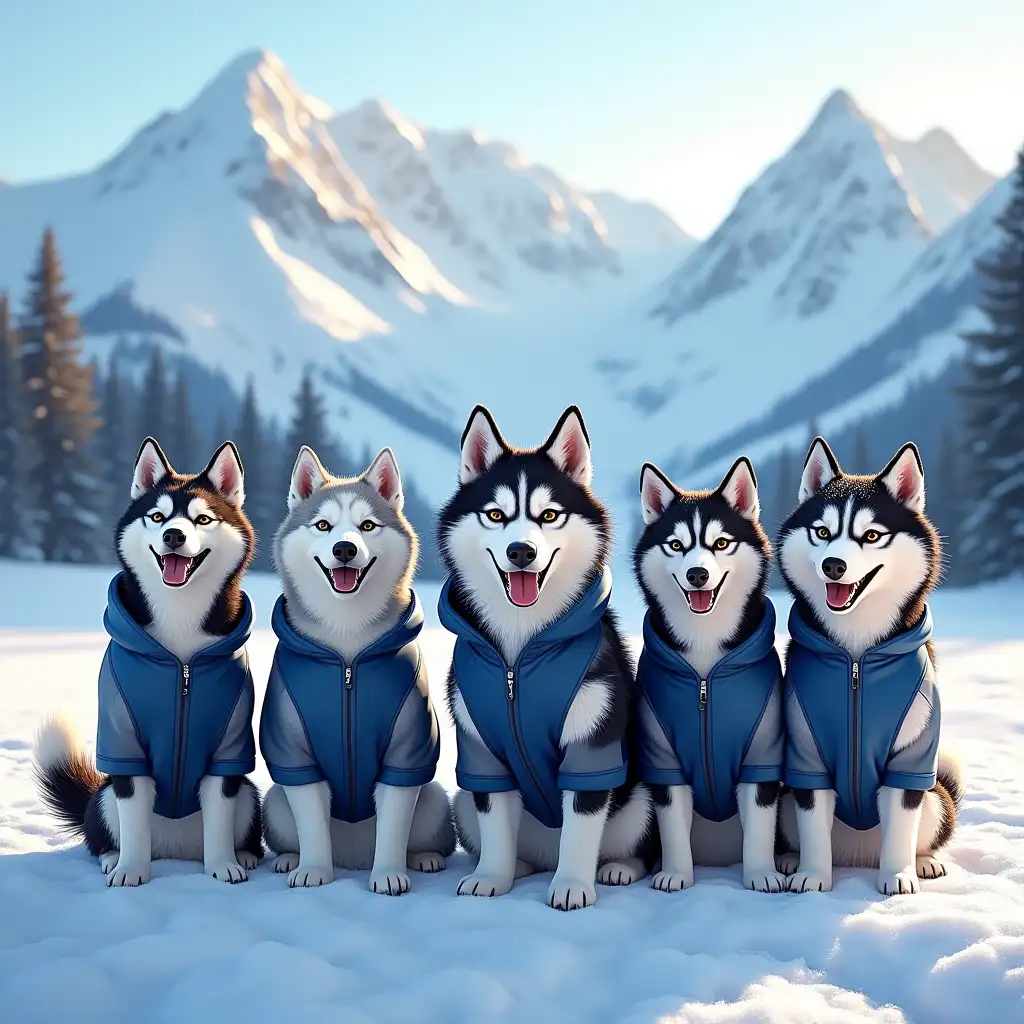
[[778, 437, 963, 895], [260, 446, 455, 892]]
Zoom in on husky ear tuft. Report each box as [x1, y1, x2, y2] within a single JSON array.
[[460, 405, 507, 484], [131, 438, 173, 499], [718, 457, 760, 521], [878, 442, 925, 512], [541, 406, 592, 487], [363, 447, 404, 511], [799, 436, 840, 503], [639, 463, 676, 525], [288, 446, 329, 509], [203, 442, 246, 507]]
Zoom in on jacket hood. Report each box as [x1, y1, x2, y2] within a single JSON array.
[[104, 573, 252, 662], [787, 602, 933, 661], [272, 591, 424, 662]]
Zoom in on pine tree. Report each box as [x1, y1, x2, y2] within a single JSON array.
[[19, 228, 104, 562], [137, 344, 169, 449], [774, 446, 798, 526], [97, 352, 137, 535], [931, 427, 963, 584], [959, 145, 1024, 580], [0, 292, 29, 556], [852, 424, 871, 474], [170, 367, 198, 471], [283, 369, 350, 476], [233, 377, 272, 569]]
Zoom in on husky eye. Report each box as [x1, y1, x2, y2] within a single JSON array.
[[669, 539, 684, 552], [864, 529, 882, 544], [486, 509, 505, 523], [314, 520, 331, 532], [360, 520, 378, 533], [194, 514, 213, 527], [540, 509, 559, 523], [714, 537, 731, 551], [149, 512, 165, 524], [815, 526, 831, 541]]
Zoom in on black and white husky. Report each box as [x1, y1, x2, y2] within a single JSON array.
[[634, 459, 787, 892], [439, 405, 653, 911], [34, 438, 263, 885], [778, 437, 963, 895]]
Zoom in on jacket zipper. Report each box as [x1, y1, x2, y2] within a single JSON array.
[[699, 678, 717, 815], [171, 662, 191, 816], [850, 661, 861, 822], [344, 664, 355, 813], [506, 664, 557, 822]]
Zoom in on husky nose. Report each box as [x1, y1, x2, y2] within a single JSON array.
[[506, 542, 537, 568], [162, 528, 186, 551], [333, 541, 358, 565], [686, 567, 710, 588], [822, 557, 847, 581]]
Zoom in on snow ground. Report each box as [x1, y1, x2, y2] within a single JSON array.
[[0, 560, 1022, 1023]]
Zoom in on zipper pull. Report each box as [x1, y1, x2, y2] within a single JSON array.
[[182, 664, 190, 697], [344, 667, 353, 689], [699, 679, 707, 711], [507, 670, 514, 701], [852, 662, 859, 690]]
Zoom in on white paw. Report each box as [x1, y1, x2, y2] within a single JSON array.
[[407, 850, 445, 873], [743, 867, 788, 893], [107, 859, 151, 887], [99, 851, 119, 875], [274, 852, 299, 873], [369, 869, 411, 896], [235, 849, 261, 871], [879, 869, 919, 896], [787, 870, 832, 893], [207, 860, 248, 884], [651, 869, 693, 893], [288, 865, 334, 888], [916, 854, 947, 879], [776, 851, 800, 875], [456, 872, 513, 898], [597, 860, 643, 886], [547, 875, 597, 911]]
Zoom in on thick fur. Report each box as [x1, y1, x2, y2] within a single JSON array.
[[777, 437, 962, 892], [440, 405, 654, 909]]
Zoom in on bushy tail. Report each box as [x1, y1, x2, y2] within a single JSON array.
[[32, 716, 104, 838], [936, 749, 965, 813]]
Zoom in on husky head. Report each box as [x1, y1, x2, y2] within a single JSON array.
[[438, 405, 609, 660], [779, 437, 940, 654], [634, 458, 770, 668], [274, 446, 418, 653], [116, 438, 254, 637]]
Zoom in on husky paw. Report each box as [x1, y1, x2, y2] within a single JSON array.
[[514, 858, 536, 879], [274, 852, 300, 873], [651, 869, 693, 893], [547, 875, 597, 911], [878, 869, 919, 896], [743, 867, 788, 893], [288, 864, 334, 888], [99, 851, 119, 875], [916, 855, 948, 879], [370, 869, 411, 896], [597, 859, 645, 886], [407, 850, 445, 873], [207, 860, 248, 884], [235, 849, 261, 871], [456, 872, 514, 898], [107, 859, 151, 887], [787, 870, 832, 893], [775, 851, 800, 875]]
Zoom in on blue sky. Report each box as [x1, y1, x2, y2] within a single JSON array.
[[2, 0, 1021, 235]]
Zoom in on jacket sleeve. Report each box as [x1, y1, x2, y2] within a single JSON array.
[[782, 683, 832, 789], [739, 671, 784, 783], [883, 679, 940, 790], [208, 662, 257, 776], [95, 650, 150, 776], [379, 668, 440, 788], [636, 690, 687, 786], [259, 661, 325, 786]]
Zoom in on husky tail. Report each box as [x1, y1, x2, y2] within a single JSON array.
[[33, 716, 104, 839]]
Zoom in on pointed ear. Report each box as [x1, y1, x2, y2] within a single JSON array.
[[363, 447, 404, 511], [878, 442, 925, 512], [541, 406, 592, 487], [131, 437, 173, 499], [799, 437, 840, 503], [203, 442, 246, 507], [288, 446, 329, 510], [460, 405, 507, 484], [718, 457, 760, 521], [639, 463, 676, 525]]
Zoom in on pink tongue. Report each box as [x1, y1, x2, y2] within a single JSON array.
[[162, 554, 190, 585], [688, 589, 713, 613], [331, 567, 359, 593], [827, 582, 855, 608], [509, 571, 540, 607]]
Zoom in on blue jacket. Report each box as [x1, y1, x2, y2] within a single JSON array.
[[259, 592, 439, 823], [636, 603, 783, 821], [784, 604, 940, 830], [438, 567, 627, 829], [95, 575, 256, 819]]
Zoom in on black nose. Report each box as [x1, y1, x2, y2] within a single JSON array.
[[506, 542, 537, 568], [686, 567, 710, 588], [162, 528, 186, 551], [822, 557, 847, 581], [333, 541, 358, 564]]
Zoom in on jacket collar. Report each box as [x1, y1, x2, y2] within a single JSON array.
[[787, 602, 933, 661]]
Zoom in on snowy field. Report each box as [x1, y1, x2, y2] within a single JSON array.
[[0, 560, 1022, 1023]]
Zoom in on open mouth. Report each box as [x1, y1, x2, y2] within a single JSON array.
[[150, 547, 209, 587], [316, 556, 376, 594], [676, 572, 728, 615], [489, 550, 558, 608], [825, 565, 882, 611]]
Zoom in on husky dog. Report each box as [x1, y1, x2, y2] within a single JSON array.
[[34, 438, 262, 886], [778, 437, 963, 896], [634, 458, 786, 893], [260, 446, 455, 892], [439, 405, 653, 911]]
